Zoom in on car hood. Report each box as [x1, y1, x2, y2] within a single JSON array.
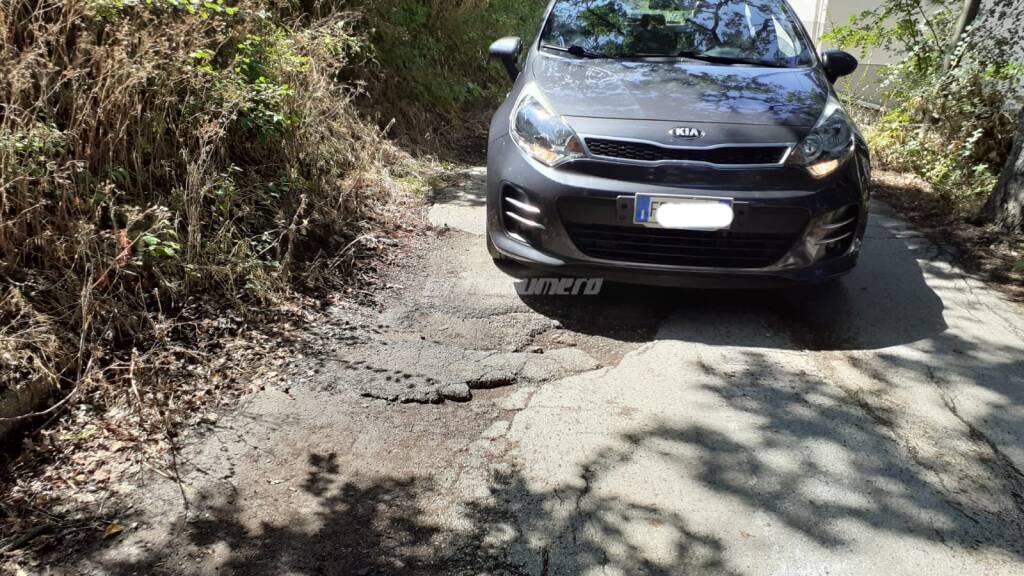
[[531, 53, 829, 127]]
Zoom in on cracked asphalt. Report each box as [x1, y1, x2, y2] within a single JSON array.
[[66, 169, 1024, 575]]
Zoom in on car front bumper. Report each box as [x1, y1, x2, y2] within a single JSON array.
[[486, 135, 871, 289]]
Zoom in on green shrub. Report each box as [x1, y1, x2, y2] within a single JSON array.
[[0, 0, 547, 443], [825, 0, 1022, 214], [0, 0, 409, 412], [349, 0, 549, 148]]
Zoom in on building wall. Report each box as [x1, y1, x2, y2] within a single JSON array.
[[788, 0, 829, 41], [791, 0, 1023, 106], [790, 0, 893, 105]]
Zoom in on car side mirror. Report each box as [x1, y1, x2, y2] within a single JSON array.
[[821, 50, 859, 84], [490, 36, 523, 81]]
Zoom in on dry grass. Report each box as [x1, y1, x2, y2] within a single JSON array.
[[0, 0, 407, 404], [0, 0, 541, 559], [0, 0, 434, 551]]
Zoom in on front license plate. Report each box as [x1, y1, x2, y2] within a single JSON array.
[[634, 194, 735, 231]]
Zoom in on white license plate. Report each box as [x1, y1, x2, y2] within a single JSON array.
[[633, 194, 734, 231]]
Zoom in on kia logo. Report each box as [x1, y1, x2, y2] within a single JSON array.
[[670, 127, 706, 139]]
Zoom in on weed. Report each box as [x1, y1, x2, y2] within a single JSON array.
[[826, 1, 1022, 216], [349, 0, 548, 150], [0, 1, 410, 440]]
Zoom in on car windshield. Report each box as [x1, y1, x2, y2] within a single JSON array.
[[541, 0, 814, 67]]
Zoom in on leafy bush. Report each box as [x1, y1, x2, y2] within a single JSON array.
[[0, 0, 413, 423], [0, 0, 549, 447], [826, 0, 1023, 214], [348, 0, 549, 148]]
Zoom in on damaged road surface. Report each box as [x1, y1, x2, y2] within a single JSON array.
[[68, 169, 1024, 575]]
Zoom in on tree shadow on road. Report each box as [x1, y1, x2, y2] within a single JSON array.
[[85, 209, 1024, 574], [87, 337, 1024, 575], [84, 330, 1024, 575], [90, 447, 746, 576], [679, 351, 1024, 557]]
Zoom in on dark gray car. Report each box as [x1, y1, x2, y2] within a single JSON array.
[[486, 0, 870, 288]]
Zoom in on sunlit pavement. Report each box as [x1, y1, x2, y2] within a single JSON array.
[[73, 170, 1024, 575], [435, 174, 1024, 575]]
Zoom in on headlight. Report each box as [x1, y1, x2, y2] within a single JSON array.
[[788, 94, 856, 178], [510, 83, 584, 167]]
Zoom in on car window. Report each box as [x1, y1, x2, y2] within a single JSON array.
[[542, 0, 814, 67]]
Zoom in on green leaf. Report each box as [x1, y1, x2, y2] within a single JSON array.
[[142, 235, 160, 246]]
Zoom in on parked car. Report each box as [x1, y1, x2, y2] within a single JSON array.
[[486, 0, 870, 288]]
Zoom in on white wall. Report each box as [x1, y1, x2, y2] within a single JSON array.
[[788, 0, 891, 104], [789, 0, 893, 64], [788, 0, 829, 41], [790, 0, 1023, 105]]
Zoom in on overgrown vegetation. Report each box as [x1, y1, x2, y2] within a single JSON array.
[[826, 0, 1023, 216], [1, 0, 549, 549], [0, 0, 549, 432], [349, 0, 547, 149], [0, 0, 416, 434]]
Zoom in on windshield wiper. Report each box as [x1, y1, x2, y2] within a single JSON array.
[[676, 50, 788, 68], [542, 43, 607, 59]]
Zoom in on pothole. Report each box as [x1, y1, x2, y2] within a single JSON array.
[[323, 341, 600, 405]]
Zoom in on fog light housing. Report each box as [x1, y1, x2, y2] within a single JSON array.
[[812, 206, 860, 260], [501, 185, 544, 245]]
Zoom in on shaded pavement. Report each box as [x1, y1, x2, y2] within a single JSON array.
[[63, 169, 1024, 575]]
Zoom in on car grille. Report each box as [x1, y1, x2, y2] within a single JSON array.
[[564, 223, 799, 269], [585, 138, 789, 166]]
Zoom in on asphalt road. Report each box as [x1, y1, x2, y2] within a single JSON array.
[[71, 169, 1024, 575]]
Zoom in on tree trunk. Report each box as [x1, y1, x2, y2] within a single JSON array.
[[983, 107, 1024, 234], [922, 0, 982, 133], [941, 0, 982, 73]]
